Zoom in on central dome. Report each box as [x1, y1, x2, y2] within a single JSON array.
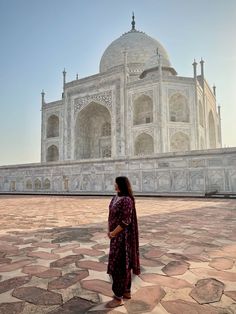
[[99, 28, 171, 73]]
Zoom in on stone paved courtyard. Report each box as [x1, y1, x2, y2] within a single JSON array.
[[0, 195, 236, 314]]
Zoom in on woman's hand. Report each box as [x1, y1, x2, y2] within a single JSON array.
[[107, 225, 123, 239], [108, 231, 115, 239]]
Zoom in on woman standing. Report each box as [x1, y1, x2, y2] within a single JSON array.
[[106, 176, 140, 308]]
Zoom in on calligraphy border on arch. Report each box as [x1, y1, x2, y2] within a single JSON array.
[[74, 90, 112, 114]]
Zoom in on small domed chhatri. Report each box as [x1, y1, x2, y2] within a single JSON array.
[[100, 14, 172, 74], [1, 14, 230, 196]]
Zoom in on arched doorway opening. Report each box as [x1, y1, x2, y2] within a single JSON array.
[[75, 102, 112, 159]]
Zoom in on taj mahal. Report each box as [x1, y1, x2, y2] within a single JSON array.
[[42, 15, 221, 163], [0, 16, 236, 195]]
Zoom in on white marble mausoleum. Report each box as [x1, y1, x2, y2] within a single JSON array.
[[1, 16, 236, 195], [41, 16, 222, 163]]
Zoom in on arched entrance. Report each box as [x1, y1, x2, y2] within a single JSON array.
[[134, 133, 154, 156], [46, 145, 59, 162], [170, 132, 190, 152], [169, 93, 189, 122], [133, 95, 153, 125], [47, 115, 59, 138], [75, 102, 112, 159]]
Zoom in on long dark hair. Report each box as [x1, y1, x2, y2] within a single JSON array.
[[115, 176, 134, 201]]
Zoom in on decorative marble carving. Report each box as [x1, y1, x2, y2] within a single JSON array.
[[189, 159, 205, 168], [229, 169, 236, 192], [208, 158, 223, 167], [207, 169, 224, 191], [53, 177, 62, 191], [189, 170, 205, 191], [156, 171, 171, 192], [171, 170, 187, 191], [74, 90, 112, 113], [132, 90, 153, 101], [168, 89, 188, 98], [0, 150, 236, 194], [104, 173, 114, 192], [128, 172, 140, 192], [133, 128, 154, 138], [142, 171, 156, 192], [158, 162, 169, 168]]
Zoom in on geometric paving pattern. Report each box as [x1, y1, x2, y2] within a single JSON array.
[[0, 195, 235, 313]]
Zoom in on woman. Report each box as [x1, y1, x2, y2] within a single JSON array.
[[106, 176, 140, 308]]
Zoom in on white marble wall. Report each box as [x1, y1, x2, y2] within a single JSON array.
[[0, 148, 236, 194]]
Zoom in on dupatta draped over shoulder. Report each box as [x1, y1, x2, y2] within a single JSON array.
[[107, 195, 140, 276]]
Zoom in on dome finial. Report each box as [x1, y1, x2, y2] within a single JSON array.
[[131, 12, 135, 30]]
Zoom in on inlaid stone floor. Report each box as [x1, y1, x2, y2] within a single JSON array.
[[0, 195, 236, 314]]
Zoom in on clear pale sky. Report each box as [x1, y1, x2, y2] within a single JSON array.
[[0, 0, 235, 166]]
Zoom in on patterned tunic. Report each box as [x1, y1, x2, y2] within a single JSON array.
[[107, 195, 140, 276]]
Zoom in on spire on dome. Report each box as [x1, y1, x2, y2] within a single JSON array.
[[131, 12, 136, 30]]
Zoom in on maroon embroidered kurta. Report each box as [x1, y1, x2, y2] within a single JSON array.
[[107, 195, 140, 276]]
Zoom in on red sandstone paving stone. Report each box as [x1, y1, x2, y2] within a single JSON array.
[[165, 237, 186, 244], [191, 268, 236, 282], [31, 242, 59, 249], [0, 235, 22, 243], [222, 244, 236, 253], [49, 296, 96, 314], [91, 232, 107, 240], [0, 259, 32, 272], [0, 275, 31, 294], [162, 261, 190, 276], [124, 285, 166, 313], [140, 273, 192, 289], [35, 268, 62, 278], [207, 249, 236, 259], [76, 260, 107, 272], [183, 246, 205, 255], [190, 278, 224, 304], [0, 243, 19, 254], [72, 248, 104, 256], [185, 254, 210, 262], [27, 251, 60, 260], [0, 257, 11, 264], [12, 286, 63, 305], [224, 291, 236, 302], [81, 279, 113, 297], [18, 247, 38, 255], [161, 299, 220, 314], [48, 270, 89, 290], [165, 253, 190, 261], [0, 302, 25, 314], [22, 265, 49, 275], [52, 244, 80, 254], [140, 258, 164, 267], [209, 257, 234, 270], [92, 244, 110, 250], [22, 238, 38, 244], [143, 248, 165, 259], [50, 255, 83, 268]]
